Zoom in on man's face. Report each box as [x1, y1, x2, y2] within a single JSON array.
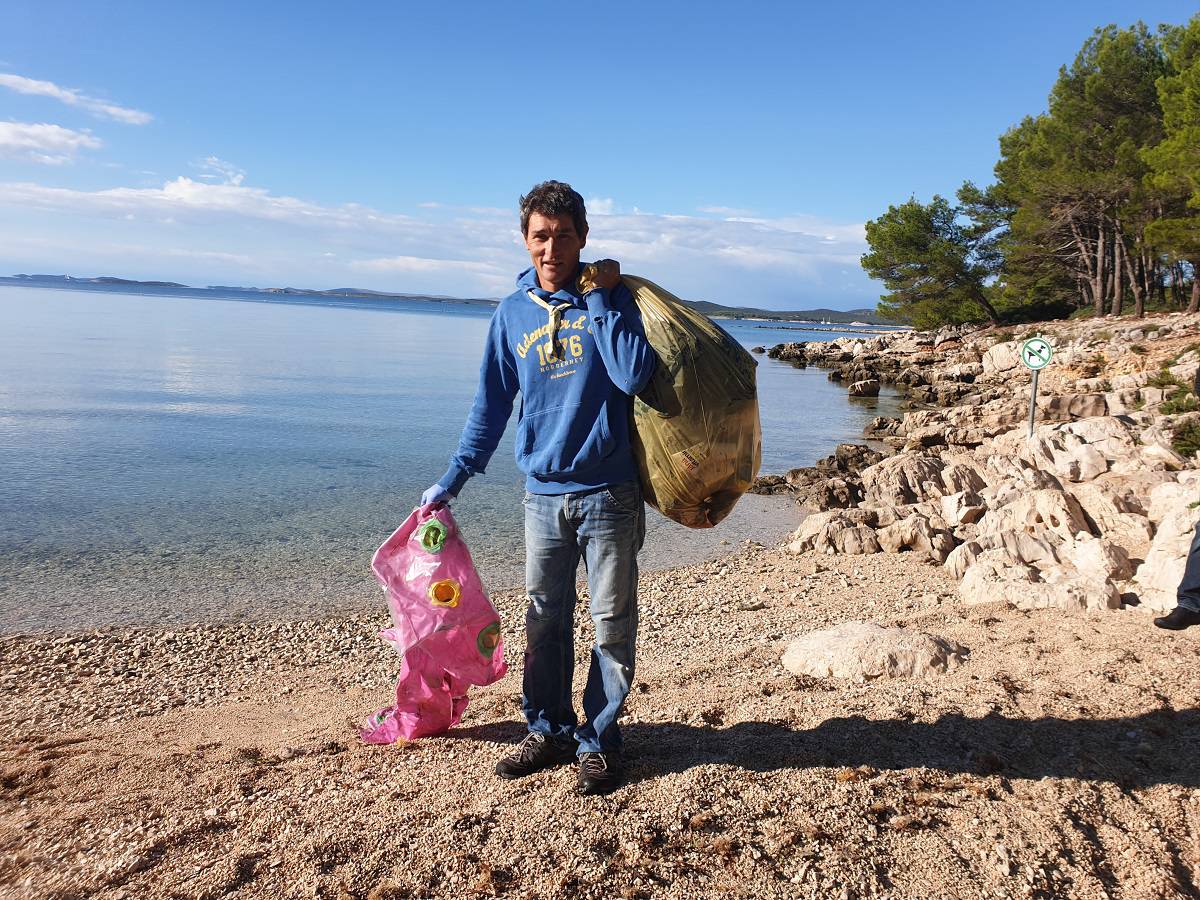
[[525, 212, 586, 293]]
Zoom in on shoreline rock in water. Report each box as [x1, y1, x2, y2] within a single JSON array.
[[756, 311, 1200, 614]]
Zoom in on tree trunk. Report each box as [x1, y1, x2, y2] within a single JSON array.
[[1067, 214, 1098, 310], [1093, 216, 1106, 318], [1190, 261, 1200, 313], [969, 286, 1002, 324], [1110, 236, 1124, 316], [1139, 254, 1153, 316], [1121, 234, 1147, 318]]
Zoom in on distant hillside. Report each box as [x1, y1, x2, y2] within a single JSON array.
[[3, 273, 895, 323], [687, 300, 895, 325], [11, 274, 188, 288]]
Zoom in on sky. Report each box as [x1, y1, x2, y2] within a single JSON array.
[[0, 1, 1196, 311]]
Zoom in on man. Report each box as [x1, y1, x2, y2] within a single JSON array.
[[1153, 519, 1200, 630], [421, 180, 657, 794]]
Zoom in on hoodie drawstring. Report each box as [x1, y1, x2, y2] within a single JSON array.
[[525, 290, 572, 361]]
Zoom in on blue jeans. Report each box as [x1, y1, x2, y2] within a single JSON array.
[[1178, 520, 1200, 613], [521, 480, 645, 754]]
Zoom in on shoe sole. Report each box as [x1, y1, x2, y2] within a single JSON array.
[[495, 755, 577, 780]]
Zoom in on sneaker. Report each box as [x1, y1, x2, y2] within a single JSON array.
[[577, 751, 623, 795], [495, 733, 576, 779], [1153, 606, 1200, 631]]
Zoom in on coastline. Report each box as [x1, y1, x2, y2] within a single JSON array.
[[0, 492, 803, 636]]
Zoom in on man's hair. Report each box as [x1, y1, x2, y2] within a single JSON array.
[[519, 181, 588, 238]]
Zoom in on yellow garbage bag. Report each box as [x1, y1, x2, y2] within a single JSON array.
[[582, 266, 762, 528]]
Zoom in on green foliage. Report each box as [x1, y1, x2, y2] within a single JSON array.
[[862, 196, 1002, 328], [1162, 389, 1199, 414], [993, 330, 1015, 344], [862, 15, 1200, 322], [1147, 368, 1181, 387], [1171, 418, 1200, 457], [1095, 330, 1114, 341], [1143, 16, 1200, 262], [1130, 344, 1149, 355]]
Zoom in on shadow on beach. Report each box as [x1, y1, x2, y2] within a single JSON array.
[[454, 709, 1200, 789]]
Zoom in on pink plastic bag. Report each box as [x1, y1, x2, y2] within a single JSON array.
[[359, 503, 507, 743]]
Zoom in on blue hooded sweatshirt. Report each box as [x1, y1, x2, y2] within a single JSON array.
[[436, 264, 657, 496]]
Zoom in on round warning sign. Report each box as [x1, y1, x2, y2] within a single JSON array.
[[1021, 337, 1053, 371]]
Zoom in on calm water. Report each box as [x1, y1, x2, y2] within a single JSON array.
[[0, 286, 901, 632]]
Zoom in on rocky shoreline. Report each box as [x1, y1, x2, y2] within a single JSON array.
[[752, 311, 1200, 616], [2, 313, 1199, 899]]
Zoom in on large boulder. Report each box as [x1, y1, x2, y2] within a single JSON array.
[[1061, 533, 1134, 582], [958, 550, 1121, 612], [1132, 476, 1200, 611], [1037, 393, 1109, 420], [1062, 479, 1155, 545], [945, 530, 1066, 581], [860, 455, 948, 506], [993, 417, 1141, 483], [859, 454, 985, 507], [981, 340, 1022, 376], [788, 510, 882, 556], [1126, 424, 1190, 473], [781, 622, 967, 681], [975, 489, 1094, 541], [941, 462, 987, 495], [940, 490, 986, 528], [875, 512, 956, 564], [848, 378, 880, 397]]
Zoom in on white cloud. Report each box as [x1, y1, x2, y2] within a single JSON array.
[[0, 121, 102, 164], [351, 255, 505, 275], [195, 156, 246, 186], [0, 173, 875, 307], [0, 177, 390, 226], [697, 205, 756, 217], [588, 196, 615, 215], [0, 73, 152, 125]]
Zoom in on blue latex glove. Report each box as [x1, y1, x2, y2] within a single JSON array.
[[420, 483, 452, 507]]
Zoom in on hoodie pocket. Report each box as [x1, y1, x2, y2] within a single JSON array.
[[518, 403, 615, 477]]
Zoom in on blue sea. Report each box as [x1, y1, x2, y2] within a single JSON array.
[[0, 285, 902, 632]]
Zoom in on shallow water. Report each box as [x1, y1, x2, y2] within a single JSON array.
[[0, 286, 902, 632]]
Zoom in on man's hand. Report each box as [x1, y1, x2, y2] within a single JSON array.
[[420, 484, 452, 507], [590, 258, 621, 291]]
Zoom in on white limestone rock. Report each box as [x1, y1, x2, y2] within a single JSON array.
[[875, 512, 956, 564], [981, 340, 1022, 376], [940, 490, 987, 528], [958, 550, 1120, 612], [1133, 478, 1200, 612], [974, 489, 1094, 541], [787, 511, 881, 556], [781, 621, 967, 681], [860, 454, 948, 506], [1063, 480, 1154, 545]]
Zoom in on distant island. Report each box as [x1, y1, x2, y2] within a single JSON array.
[[0, 273, 902, 326]]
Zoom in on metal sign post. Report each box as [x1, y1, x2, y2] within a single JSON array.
[[1021, 336, 1053, 439]]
